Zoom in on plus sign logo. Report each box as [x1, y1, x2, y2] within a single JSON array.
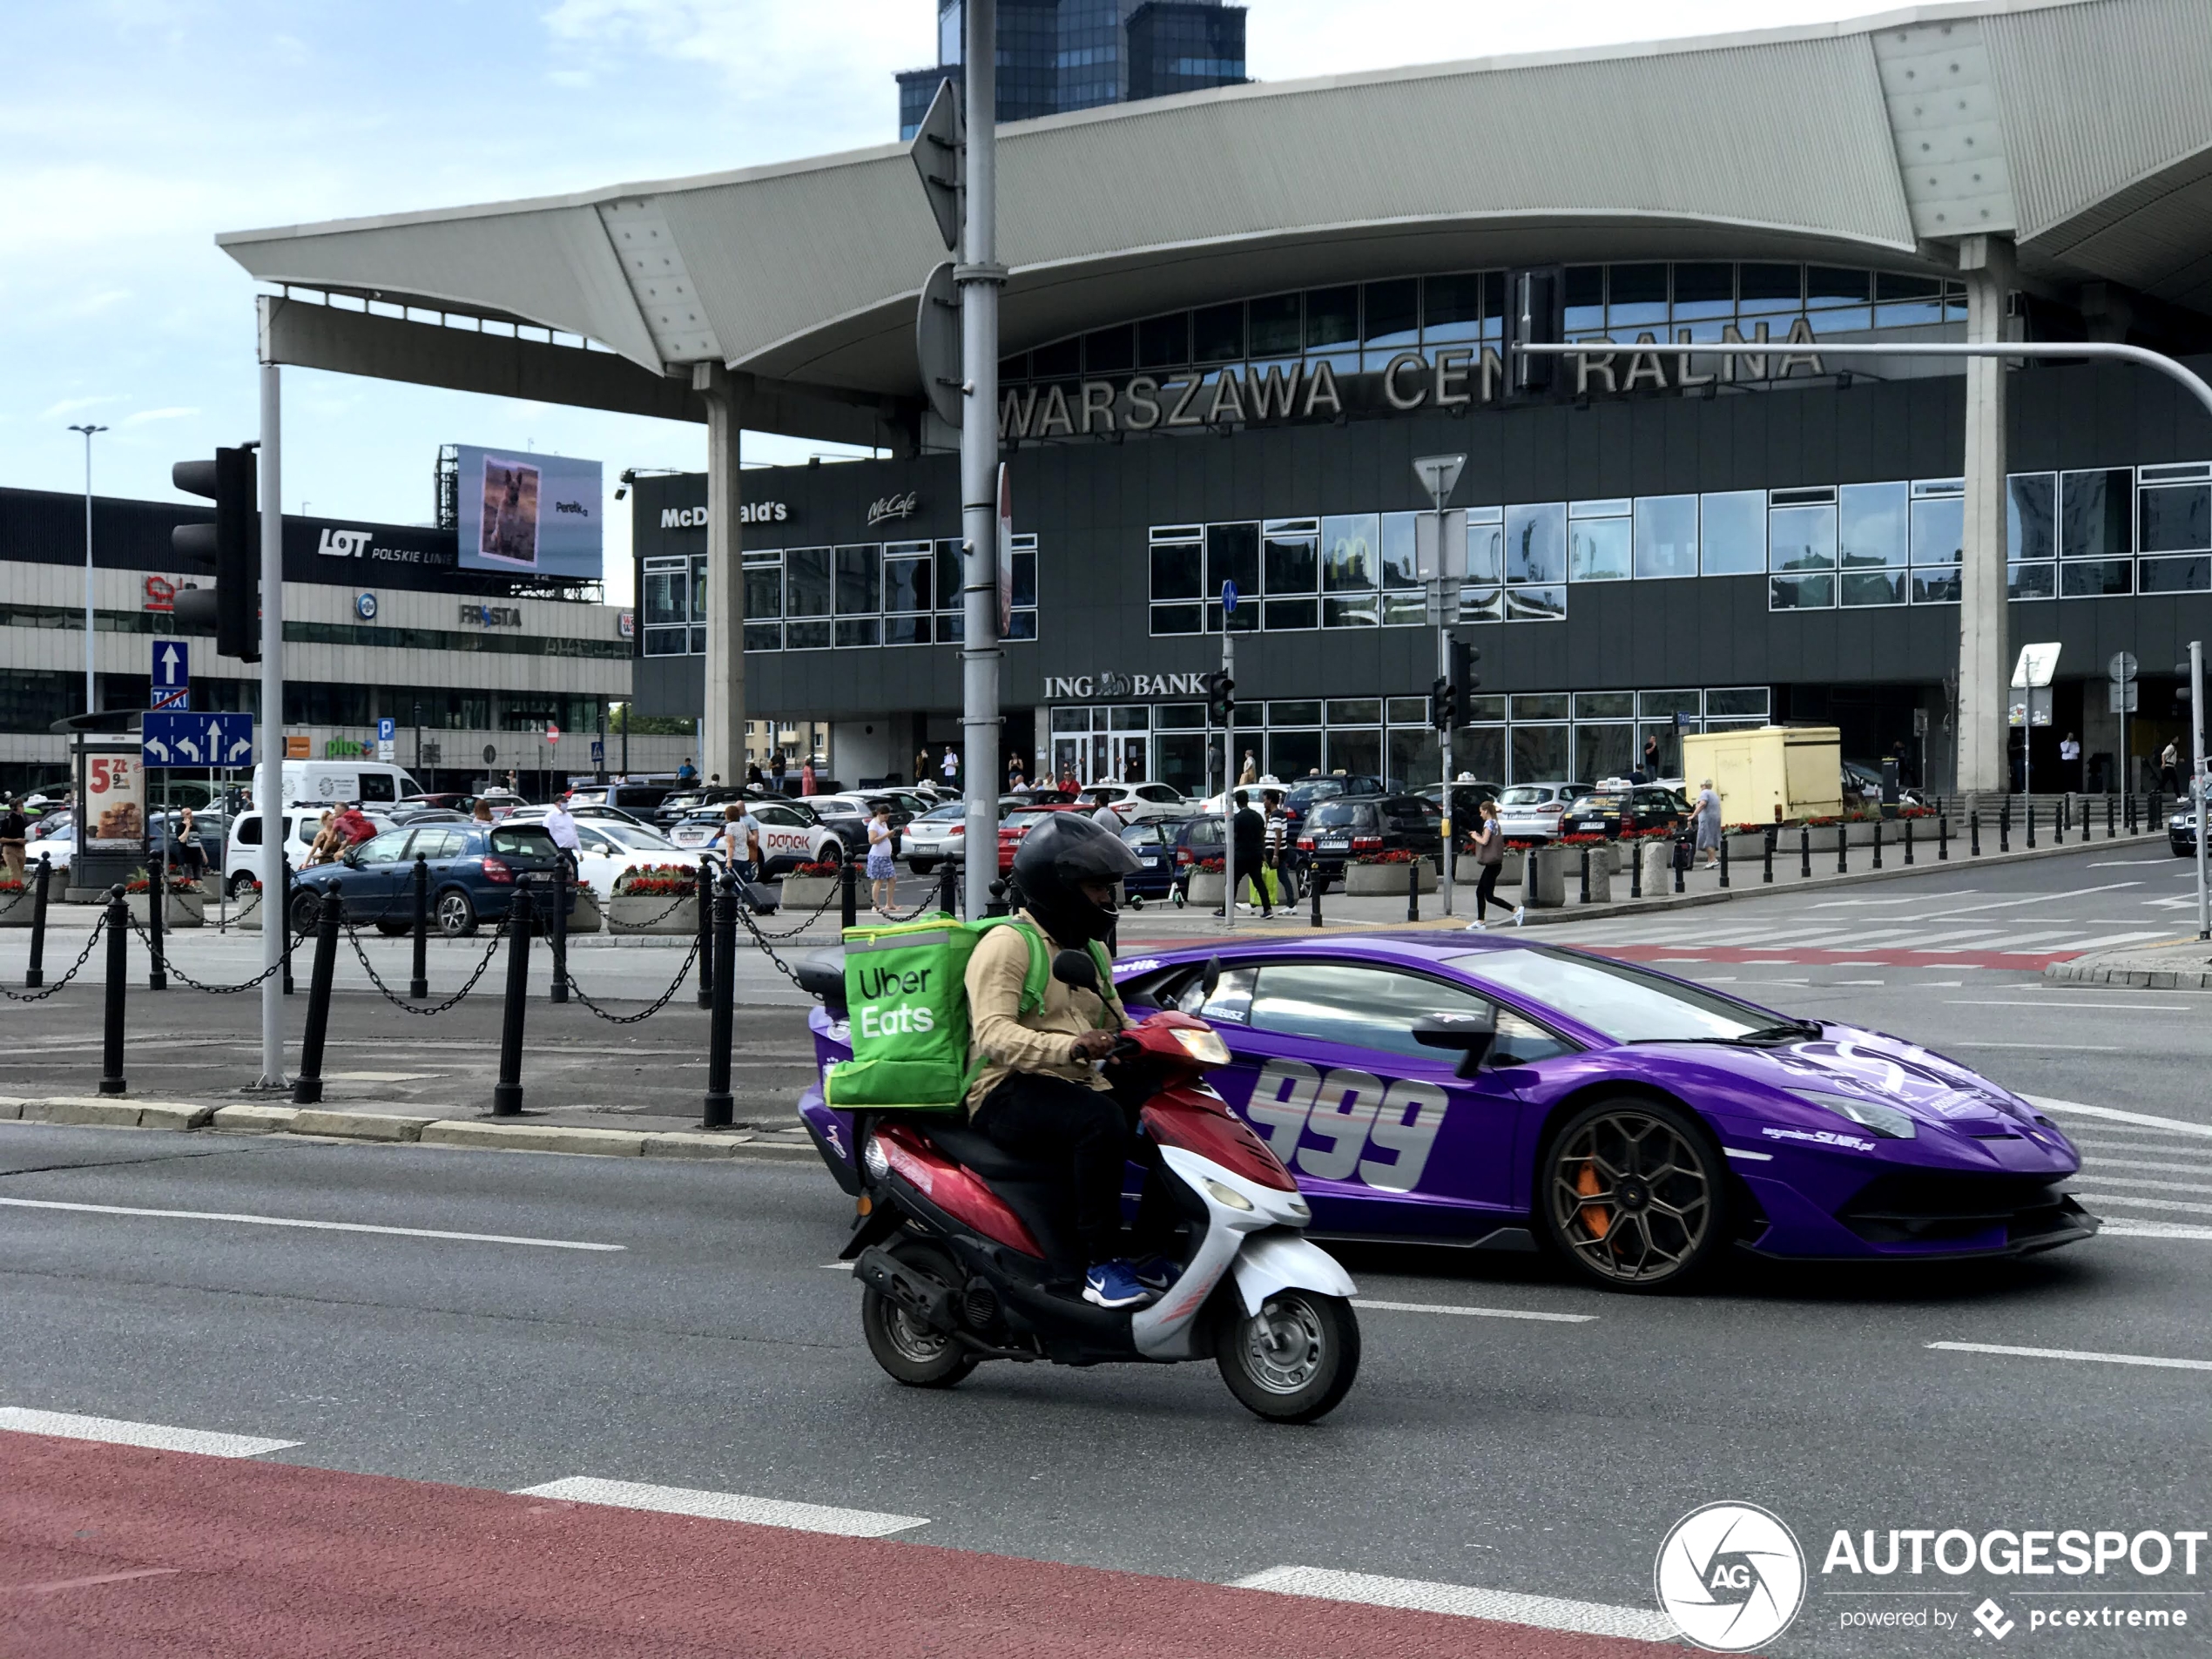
[[1654, 1501, 1807, 1652], [1973, 1598, 2016, 1640]]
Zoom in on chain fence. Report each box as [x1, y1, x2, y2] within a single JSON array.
[[0, 914, 106, 1003], [561, 934, 701, 1025], [344, 921, 505, 1016], [735, 880, 845, 941], [124, 914, 308, 994], [0, 883, 32, 920]]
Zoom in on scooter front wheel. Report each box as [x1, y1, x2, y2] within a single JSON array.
[[860, 1244, 977, 1389], [1215, 1290, 1359, 1424]]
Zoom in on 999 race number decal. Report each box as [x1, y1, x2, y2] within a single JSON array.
[[1241, 1058, 1447, 1192]]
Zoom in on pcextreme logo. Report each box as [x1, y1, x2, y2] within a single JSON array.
[[1655, 1501, 1807, 1652]]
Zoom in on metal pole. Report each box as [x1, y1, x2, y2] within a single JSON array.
[[1221, 631, 1235, 927], [2192, 640, 2208, 941], [25, 854, 51, 988], [255, 336, 287, 1089], [292, 894, 342, 1105], [1438, 624, 1454, 918], [71, 424, 105, 715], [147, 855, 166, 990], [100, 886, 127, 1096], [703, 873, 738, 1129], [958, 0, 1004, 924], [408, 854, 429, 999], [492, 879, 532, 1116], [549, 850, 570, 1004]]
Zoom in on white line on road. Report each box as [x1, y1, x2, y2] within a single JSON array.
[[1231, 1566, 1678, 1642], [2101, 1220, 2212, 1242], [2087, 860, 2170, 867], [1927, 1341, 2212, 1373], [2082, 1157, 2212, 1177], [1948, 1000, 2196, 1010], [1352, 1299, 1597, 1324], [1950, 1042, 2121, 1051], [2075, 1175, 2212, 1196], [514, 1476, 928, 1536], [1914, 882, 2144, 917], [2075, 1190, 2212, 1216], [0, 1196, 624, 1251], [2025, 1096, 2212, 1139], [0, 1406, 299, 1459]]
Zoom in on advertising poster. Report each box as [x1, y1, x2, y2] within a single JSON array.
[[84, 752, 145, 847], [455, 446, 603, 580]]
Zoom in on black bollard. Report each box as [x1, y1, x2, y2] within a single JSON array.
[[492, 879, 533, 1117], [840, 859, 858, 930], [1630, 838, 1643, 899], [1309, 867, 1323, 928], [1719, 833, 1730, 889], [1762, 827, 1774, 885], [24, 854, 51, 988], [2000, 801, 2010, 853], [2128, 792, 2137, 835], [696, 856, 715, 1009], [1971, 808, 1981, 857], [2151, 791, 2162, 834], [702, 873, 738, 1129], [937, 860, 957, 916], [1799, 825, 1811, 878], [2027, 799, 2036, 849], [2107, 794, 2115, 840], [1579, 849, 1590, 904], [1672, 841, 1686, 894], [1871, 819, 1884, 870], [1837, 822, 1848, 874], [408, 855, 429, 999], [292, 893, 343, 1105], [146, 858, 167, 992], [2080, 796, 2090, 845], [549, 853, 570, 1005], [1939, 813, 1949, 860], [1406, 859, 1420, 922], [280, 852, 294, 995], [100, 886, 128, 1096], [1904, 818, 1914, 866]]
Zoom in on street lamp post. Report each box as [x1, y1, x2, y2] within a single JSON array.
[[68, 423, 107, 714]]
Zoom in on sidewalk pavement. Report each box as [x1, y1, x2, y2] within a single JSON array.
[[2044, 935, 2212, 990]]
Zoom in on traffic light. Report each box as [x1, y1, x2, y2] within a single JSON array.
[[1429, 675, 1456, 732], [172, 447, 260, 662], [1204, 669, 1236, 725], [1453, 639, 1481, 694]]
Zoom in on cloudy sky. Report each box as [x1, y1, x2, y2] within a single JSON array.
[[10, 0, 1878, 599]]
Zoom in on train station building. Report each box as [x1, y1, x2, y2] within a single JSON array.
[[219, 0, 2212, 796]]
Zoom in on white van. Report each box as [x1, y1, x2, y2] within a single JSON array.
[[267, 761, 425, 809]]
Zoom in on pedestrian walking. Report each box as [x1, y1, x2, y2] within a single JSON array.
[[2060, 731, 2082, 792], [1641, 732, 1662, 784], [0, 797, 28, 883], [800, 758, 818, 796], [717, 801, 763, 883], [176, 803, 206, 883], [2161, 738, 2182, 796], [1693, 779, 1723, 869], [941, 745, 960, 793], [771, 748, 787, 794], [866, 801, 898, 915], [1223, 789, 1271, 918], [543, 797, 582, 885], [1238, 750, 1258, 786], [1462, 799, 1520, 929], [1261, 784, 1296, 903]]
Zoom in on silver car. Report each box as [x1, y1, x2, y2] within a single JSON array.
[[1076, 781, 1199, 825], [1494, 781, 1595, 842]]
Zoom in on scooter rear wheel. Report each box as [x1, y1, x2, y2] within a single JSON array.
[[860, 1243, 977, 1389], [1214, 1290, 1359, 1424]]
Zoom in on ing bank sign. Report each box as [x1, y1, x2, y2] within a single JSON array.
[[1043, 671, 1206, 701], [1000, 320, 1830, 442]]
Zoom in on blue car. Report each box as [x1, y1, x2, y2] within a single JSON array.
[[288, 821, 570, 937]]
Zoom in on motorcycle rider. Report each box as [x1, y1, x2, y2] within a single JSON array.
[[966, 813, 1177, 1309]]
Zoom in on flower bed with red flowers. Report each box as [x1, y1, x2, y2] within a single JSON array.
[[612, 864, 698, 897], [792, 860, 842, 878], [124, 869, 202, 894], [1556, 832, 1608, 846], [1191, 857, 1224, 873], [1352, 847, 1422, 865]]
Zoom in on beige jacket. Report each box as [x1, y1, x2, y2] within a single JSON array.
[[961, 910, 1123, 1113]]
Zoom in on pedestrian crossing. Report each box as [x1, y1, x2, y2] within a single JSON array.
[[2041, 1105, 2212, 1241], [1566, 914, 2172, 968]]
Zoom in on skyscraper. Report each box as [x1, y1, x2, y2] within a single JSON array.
[[898, 0, 1246, 138]]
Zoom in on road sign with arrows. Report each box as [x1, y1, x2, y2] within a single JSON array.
[[152, 638, 190, 711], [143, 711, 253, 770]]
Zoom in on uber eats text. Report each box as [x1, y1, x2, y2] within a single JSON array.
[[857, 964, 937, 1038]]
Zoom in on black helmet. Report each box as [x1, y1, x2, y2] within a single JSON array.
[[1009, 812, 1141, 944]]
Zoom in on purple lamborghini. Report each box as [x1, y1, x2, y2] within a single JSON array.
[[796, 934, 2097, 1291]]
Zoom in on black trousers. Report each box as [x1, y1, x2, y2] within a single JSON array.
[[1474, 860, 1503, 919], [973, 1070, 1177, 1266]]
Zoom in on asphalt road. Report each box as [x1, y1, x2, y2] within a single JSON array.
[[3, 844, 2207, 1655]]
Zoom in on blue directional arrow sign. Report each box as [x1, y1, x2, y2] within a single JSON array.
[[151, 638, 189, 711], [1221, 579, 1238, 616], [144, 710, 253, 770]]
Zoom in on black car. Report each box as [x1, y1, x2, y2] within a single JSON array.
[[1276, 772, 1386, 843], [1560, 785, 1689, 840], [1295, 792, 1444, 879], [1420, 780, 1505, 841]]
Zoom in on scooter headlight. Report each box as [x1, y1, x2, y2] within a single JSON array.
[[1170, 1027, 1231, 1066], [1203, 1177, 1254, 1211], [862, 1136, 890, 1179]]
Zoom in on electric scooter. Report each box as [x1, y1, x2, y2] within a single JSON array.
[[816, 952, 1361, 1424]]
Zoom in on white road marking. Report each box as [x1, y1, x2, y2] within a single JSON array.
[[1831, 979, 1886, 986], [0, 1407, 299, 1459], [820, 1261, 855, 1271], [2027, 931, 2172, 952], [2075, 1191, 2212, 1216], [2074, 1139, 2212, 1158], [513, 1476, 927, 1536], [1949, 1000, 2196, 1011], [2024, 1096, 2212, 1139], [2101, 1219, 2212, 1242], [1916, 882, 2143, 917], [1815, 894, 1973, 907], [1231, 1566, 1677, 1642], [0, 1196, 624, 1251], [1950, 1042, 2120, 1051], [1927, 1341, 2212, 1373], [2083, 1156, 2212, 1176], [2075, 1175, 2212, 1196], [1352, 1299, 1596, 1324], [2087, 860, 2169, 867]]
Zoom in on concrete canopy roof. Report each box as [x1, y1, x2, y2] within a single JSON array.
[[219, 0, 2212, 442]]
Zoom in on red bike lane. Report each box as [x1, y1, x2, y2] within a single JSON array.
[[0, 1432, 1687, 1659]]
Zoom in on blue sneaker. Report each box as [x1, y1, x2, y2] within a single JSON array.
[[1082, 1259, 1152, 1308], [1132, 1254, 1184, 1292]]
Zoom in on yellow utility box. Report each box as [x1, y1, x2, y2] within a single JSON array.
[[1680, 725, 1843, 824]]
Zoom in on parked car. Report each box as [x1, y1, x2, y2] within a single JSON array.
[[1276, 773, 1387, 842], [224, 806, 398, 896], [1295, 793, 1445, 880], [1076, 781, 1200, 825], [562, 781, 675, 819], [902, 798, 1028, 873], [288, 820, 570, 937], [653, 786, 752, 828], [2172, 806, 2202, 857], [561, 819, 689, 899], [390, 793, 472, 823], [1494, 781, 1595, 842], [1116, 819, 1183, 900], [149, 809, 229, 871], [509, 802, 658, 833], [1560, 784, 1689, 840], [1420, 780, 1506, 840], [807, 792, 914, 859], [995, 804, 1084, 873], [666, 798, 846, 875]]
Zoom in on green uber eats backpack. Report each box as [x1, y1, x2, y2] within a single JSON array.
[[824, 914, 1118, 1112]]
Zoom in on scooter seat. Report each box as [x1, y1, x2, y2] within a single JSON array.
[[919, 1120, 1060, 1184]]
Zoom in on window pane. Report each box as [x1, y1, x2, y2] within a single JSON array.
[[642, 564, 689, 627], [1249, 293, 1300, 356], [1005, 610, 1037, 640], [1305, 285, 1358, 350], [1082, 324, 1133, 375], [1327, 698, 1382, 725], [1190, 302, 1244, 364], [2141, 555, 2212, 592], [1511, 724, 1569, 784], [1575, 724, 1634, 781], [1264, 598, 1317, 631], [1264, 523, 1318, 593], [1806, 266, 1870, 307], [883, 614, 929, 646], [1568, 517, 1630, 581], [835, 617, 880, 646], [1505, 585, 1566, 622], [2060, 558, 2132, 597], [1268, 729, 1321, 780], [1700, 490, 1766, 574], [1768, 504, 1836, 571], [1738, 262, 1802, 314], [1151, 603, 1201, 635], [1150, 538, 1201, 600], [742, 560, 784, 620], [1839, 482, 1906, 570], [1672, 262, 1734, 320], [1011, 550, 1037, 608], [1467, 519, 1504, 583], [2006, 563, 2054, 600], [1506, 502, 1567, 583], [881, 556, 929, 613], [1423, 273, 1484, 341], [785, 547, 832, 616], [786, 619, 830, 650], [1364, 279, 1420, 346], [1379, 512, 1420, 589], [1459, 586, 1504, 623], [1249, 963, 1489, 1060], [1912, 569, 1961, 604], [2061, 469, 2133, 557], [1326, 726, 1380, 778], [643, 627, 689, 657], [1634, 496, 1697, 578], [1456, 724, 1506, 780], [835, 545, 880, 614], [1032, 338, 1078, 379], [1322, 514, 1378, 591], [1512, 693, 1570, 720], [743, 622, 782, 652], [1205, 523, 1259, 605], [2141, 484, 2211, 553], [1840, 570, 1906, 607], [1388, 728, 1440, 791], [2006, 474, 2054, 560], [1576, 692, 1634, 718], [1607, 262, 1667, 328], [1563, 265, 1602, 333], [1770, 573, 1836, 609], [1137, 313, 1187, 368], [1912, 496, 1964, 565], [691, 556, 708, 622]]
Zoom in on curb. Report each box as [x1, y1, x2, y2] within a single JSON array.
[[2043, 952, 2212, 991], [5, 1098, 818, 1163]]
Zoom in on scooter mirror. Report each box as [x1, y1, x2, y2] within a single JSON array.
[[1051, 948, 1099, 994], [1201, 955, 1223, 998]]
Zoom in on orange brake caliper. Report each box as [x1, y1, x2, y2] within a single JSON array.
[[1575, 1162, 1610, 1239]]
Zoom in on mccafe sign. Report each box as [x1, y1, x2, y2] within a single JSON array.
[[1000, 319, 1829, 442]]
